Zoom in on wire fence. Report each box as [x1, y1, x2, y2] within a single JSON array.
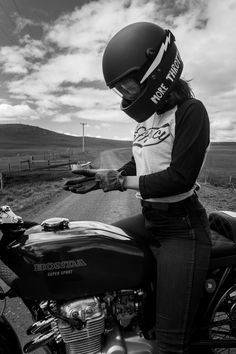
[[0, 151, 235, 190], [199, 171, 236, 190], [0, 151, 80, 173], [0, 153, 92, 189]]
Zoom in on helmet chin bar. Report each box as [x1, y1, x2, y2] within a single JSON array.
[[121, 49, 183, 123]]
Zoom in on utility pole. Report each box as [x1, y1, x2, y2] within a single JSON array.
[[0, 173, 3, 190], [80, 122, 87, 153]]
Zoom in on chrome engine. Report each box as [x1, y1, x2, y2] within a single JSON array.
[[24, 290, 157, 354], [57, 297, 105, 354], [53, 292, 141, 354]]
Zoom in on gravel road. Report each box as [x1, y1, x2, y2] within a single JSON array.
[[34, 149, 141, 225]]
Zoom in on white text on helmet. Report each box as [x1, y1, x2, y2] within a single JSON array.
[[166, 51, 181, 83], [150, 83, 168, 104], [150, 51, 182, 105]]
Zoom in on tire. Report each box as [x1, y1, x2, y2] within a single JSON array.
[[208, 284, 236, 354], [0, 334, 22, 354], [0, 316, 22, 354]]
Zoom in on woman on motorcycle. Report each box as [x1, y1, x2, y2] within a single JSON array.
[[65, 22, 212, 354]]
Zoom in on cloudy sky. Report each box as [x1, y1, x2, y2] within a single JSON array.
[[0, 0, 235, 141]]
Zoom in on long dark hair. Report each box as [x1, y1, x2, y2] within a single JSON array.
[[157, 78, 194, 114], [169, 78, 194, 102]]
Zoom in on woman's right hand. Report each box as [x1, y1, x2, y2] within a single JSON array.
[[63, 175, 100, 194]]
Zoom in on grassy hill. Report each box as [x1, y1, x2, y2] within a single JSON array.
[[0, 123, 131, 157]]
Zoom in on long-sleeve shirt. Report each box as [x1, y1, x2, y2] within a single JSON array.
[[118, 98, 210, 203]]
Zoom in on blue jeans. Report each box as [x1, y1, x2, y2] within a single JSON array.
[[113, 194, 211, 354]]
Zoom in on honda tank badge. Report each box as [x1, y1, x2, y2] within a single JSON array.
[[34, 259, 87, 277]]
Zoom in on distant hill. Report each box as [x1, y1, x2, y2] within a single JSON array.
[[0, 123, 234, 157], [211, 141, 236, 146], [0, 124, 132, 157]]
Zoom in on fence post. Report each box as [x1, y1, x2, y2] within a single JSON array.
[[0, 173, 3, 190], [229, 176, 235, 191]]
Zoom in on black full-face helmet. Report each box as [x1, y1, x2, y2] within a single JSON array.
[[102, 22, 183, 123]]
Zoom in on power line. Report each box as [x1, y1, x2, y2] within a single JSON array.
[[0, 24, 15, 45], [0, 0, 15, 27], [8, 0, 33, 41], [0, 0, 34, 46], [0, 0, 18, 45], [10, 0, 22, 16]]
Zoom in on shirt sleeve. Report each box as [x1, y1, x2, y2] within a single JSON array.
[[139, 99, 210, 199], [117, 155, 137, 176]]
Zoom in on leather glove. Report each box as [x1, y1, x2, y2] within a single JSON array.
[[63, 176, 100, 194], [72, 169, 126, 192]]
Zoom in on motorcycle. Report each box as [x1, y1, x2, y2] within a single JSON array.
[[0, 204, 236, 354]]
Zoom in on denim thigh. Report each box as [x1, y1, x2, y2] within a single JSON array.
[[113, 198, 212, 354], [143, 198, 211, 353]]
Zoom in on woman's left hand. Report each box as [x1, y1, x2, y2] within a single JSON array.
[[72, 169, 126, 192]]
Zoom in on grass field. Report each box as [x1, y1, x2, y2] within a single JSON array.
[[200, 143, 236, 186], [0, 124, 235, 216]]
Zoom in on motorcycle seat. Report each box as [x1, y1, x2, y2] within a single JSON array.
[[209, 211, 236, 269]]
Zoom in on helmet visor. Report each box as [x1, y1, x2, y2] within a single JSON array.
[[114, 77, 141, 102]]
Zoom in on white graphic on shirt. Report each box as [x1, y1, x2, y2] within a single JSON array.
[[133, 123, 170, 147]]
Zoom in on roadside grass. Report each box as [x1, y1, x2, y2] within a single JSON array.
[[198, 183, 236, 214], [0, 151, 100, 218], [0, 180, 63, 215]]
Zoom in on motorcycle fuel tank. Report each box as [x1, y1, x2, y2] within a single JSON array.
[[2, 218, 154, 300]]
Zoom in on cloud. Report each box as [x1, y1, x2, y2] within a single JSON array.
[[172, 0, 236, 141], [57, 88, 112, 109], [113, 135, 132, 141], [0, 46, 29, 74], [74, 107, 132, 123], [15, 16, 36, 33], [0, 103, 38, 121], [94, 123, 112, 129], [52, 114, 72, 123], [0, 36, 46, 74]]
